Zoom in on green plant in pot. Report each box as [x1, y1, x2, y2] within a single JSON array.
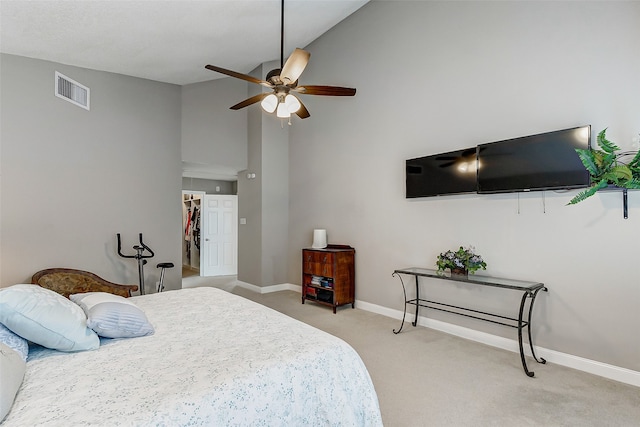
[[568, 128, 640, 205], [436, 246, 487, 275]]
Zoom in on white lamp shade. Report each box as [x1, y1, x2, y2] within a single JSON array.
[[276, 102, 291, 118], [312, 229, 327, 249], [284, 94, 301, 113], [261, 94, 278, 113]]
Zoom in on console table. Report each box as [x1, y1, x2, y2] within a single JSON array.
[[392, 267, 547, 377]]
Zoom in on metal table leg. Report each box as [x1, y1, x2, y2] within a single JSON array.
[[393, 272, 407, 334], [412, 275, 420, 327], [517, 287, 548, 377], [527, 287, 547, 365]]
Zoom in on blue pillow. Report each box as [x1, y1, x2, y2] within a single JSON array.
[[0, 284, 99, 352], [0, 323, 28, 362], [70, 292, 154, 338]]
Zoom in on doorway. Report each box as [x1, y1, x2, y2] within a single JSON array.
[[182, 191, 204, 277], [181, 191, 238, 278], [200, 194, 238, 276]]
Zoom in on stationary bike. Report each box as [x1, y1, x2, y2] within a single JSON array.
[[117, 233, 173, 295]]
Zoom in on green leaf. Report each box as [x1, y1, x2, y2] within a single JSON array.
[[575, 149, 600, 175], [610, 165, 633, 181], [593, 150, 615, 172], [568, 128, 640, 205], [619, 178, 640, 189], [566, 179, 609, 205], [597, 128, 620, 154], [628, 150, 640, 169]]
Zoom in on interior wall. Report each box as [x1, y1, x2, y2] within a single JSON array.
[[236, 61, 290, 287], [260, 107, 290, 286], [181, 78, 248, 173], [0, 54, 183, 293], [288, 1, 640, 371], [237, 64, 265, 286], [182, 177, 236, 195]]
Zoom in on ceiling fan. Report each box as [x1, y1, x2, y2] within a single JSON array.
[[204, 0, 356, 120]]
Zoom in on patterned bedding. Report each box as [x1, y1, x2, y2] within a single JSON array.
[[3, 287, 382, 426]]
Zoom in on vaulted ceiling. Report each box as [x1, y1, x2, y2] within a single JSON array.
[[0, 0, 368, 85]]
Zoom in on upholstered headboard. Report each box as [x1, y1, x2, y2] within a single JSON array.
[[31, 268, 138, 298]]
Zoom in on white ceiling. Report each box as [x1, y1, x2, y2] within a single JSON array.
[[0, 0, 369, 86]]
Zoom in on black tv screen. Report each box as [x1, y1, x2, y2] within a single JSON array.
[[477, 125, 591, 193], [406, 148, 478, 198]]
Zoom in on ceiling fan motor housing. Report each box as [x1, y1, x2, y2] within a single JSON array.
[[266, 68, 282, 84]]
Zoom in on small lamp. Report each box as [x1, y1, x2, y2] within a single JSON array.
[[312, 229, 327, 249]]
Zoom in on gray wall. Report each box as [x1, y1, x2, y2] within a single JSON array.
[[288, 1, 640, 371], [260, 102, 290, 286], [182, 177, 236, 195], [181, 78, 247, 173], [237, 62, 290, 287], [0, 54, 183, 292]]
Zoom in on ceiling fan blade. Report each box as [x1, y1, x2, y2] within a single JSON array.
[[230, 93, 270, 110], [295, 100, 310, 119], [280, 48, 310, 85], [294, 85, 356, 96], [205, 65, 272, 88]]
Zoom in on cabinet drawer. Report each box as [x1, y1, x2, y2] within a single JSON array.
[[303, 262, 335, 277], [302, 251, 334, 276], [303, 251, 333, 264]]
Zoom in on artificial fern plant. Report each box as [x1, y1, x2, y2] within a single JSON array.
[[567, 128, 640, 205]]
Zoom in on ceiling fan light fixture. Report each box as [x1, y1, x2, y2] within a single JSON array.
[[204, 0, 355, 121], [284, 94, 301, 113], [261, 94, 278, 113], [276, 102, 291, 118]]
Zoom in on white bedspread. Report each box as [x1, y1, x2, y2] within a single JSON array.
[[3, 287, 382, 426]]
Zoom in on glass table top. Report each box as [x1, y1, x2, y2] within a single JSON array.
[[393, 267, 545, 291]]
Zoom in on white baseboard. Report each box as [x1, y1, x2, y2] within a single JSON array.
[[355, 299, 640, 388], [249, 284, 639, 387], [236, 281, 300, 294]]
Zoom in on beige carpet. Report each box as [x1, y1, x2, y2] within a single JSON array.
[[186, 279, 640, 426]]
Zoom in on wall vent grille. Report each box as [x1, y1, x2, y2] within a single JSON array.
[[55, 71, 90, 110]]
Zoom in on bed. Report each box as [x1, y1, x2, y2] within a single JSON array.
[[0, 283, 382, 426]]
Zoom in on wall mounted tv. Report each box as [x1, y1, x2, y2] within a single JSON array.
[[406, 147, 478, 198], [476, 125, 591, 194]]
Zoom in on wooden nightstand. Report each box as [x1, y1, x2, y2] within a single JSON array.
[[301, 245, 355, 313]]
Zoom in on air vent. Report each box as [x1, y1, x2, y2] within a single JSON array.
[[55, 71, 90, 110]]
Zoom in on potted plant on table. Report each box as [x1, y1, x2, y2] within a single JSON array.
[[567, 128, 640, 205], [436, 246, 487, 276]]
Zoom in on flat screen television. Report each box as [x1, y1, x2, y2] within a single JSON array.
[[477, 125, 591, 193], [406, 147, 478, 198]]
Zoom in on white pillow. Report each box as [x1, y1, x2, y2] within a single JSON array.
[[0, 323, 28, 362], [0, 342, 26, 422], [70, 292, 154, 338], [0, 284, 99, 352]]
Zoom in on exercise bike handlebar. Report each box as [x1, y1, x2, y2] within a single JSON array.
[[117, 233, 155, 259]]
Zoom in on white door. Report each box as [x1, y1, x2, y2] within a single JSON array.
[[201, 195, 238, 276]]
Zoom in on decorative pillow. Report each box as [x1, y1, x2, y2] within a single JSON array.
[[0, 342, 26, 422], [0, 323, 28, 362], [0, 284, 99, 352], [70, 292, 154, 338]]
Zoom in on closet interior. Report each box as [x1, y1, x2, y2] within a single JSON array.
[[182, 192, 202, 276]]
